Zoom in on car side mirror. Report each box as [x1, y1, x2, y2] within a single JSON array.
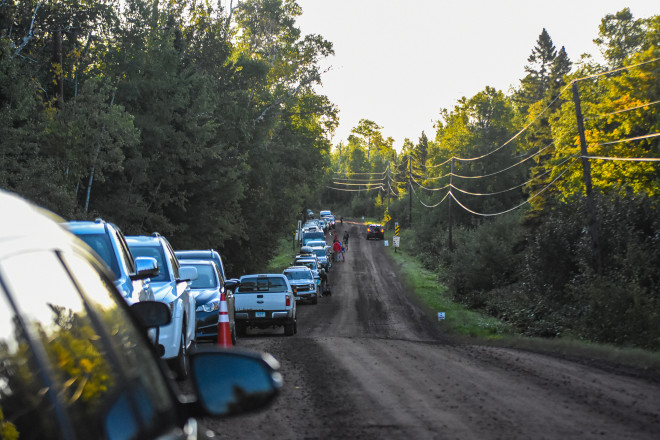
[[132, 256, 159, 280], [224, 278, 240, 291], [188, 348, 281, 417], [130, 301, 171, 328], [178, 266, 198, 282]]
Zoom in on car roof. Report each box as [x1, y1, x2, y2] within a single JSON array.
[[125, 235, 161, 245], [177, 259, 214, 266], [284, 266, 312, 272], [0, 190, 111, 276]]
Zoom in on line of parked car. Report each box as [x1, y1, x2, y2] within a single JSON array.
[[0, 189, 282, 439], [224, 209, 337, 337]]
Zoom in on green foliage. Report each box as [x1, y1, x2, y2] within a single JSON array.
[[325, 8, 659, 350]]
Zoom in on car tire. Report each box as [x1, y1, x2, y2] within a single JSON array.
[[312, 294, 318, 305], [170, 331, 189, 381], [231, 322, 237, 345], [237, 322, 247, 337], [284, 320, 295, 336]]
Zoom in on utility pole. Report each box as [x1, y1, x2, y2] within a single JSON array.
[[572, 82, 602, 275], [408, 155, 412, 227], [448, 158, 454, 251]]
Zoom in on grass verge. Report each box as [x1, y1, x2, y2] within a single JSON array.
[[266, 237, 298, 272], [386, 229, 660, 375], [386, 229, 510, 339]]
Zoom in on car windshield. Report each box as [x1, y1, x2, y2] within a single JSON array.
[[189, 264, 217, 289], [237, 277, 287, 293], [313, 249, 326, 259], [129, 245, 169, 282], [284, 271, 312, 281], [76, 233, 121, 279], [295, 260, 317, 271]]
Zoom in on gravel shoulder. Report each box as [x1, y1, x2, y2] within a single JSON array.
[[207, 221, 660, 440]]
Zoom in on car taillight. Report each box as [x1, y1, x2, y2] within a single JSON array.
[[286, 294, 291, 306], [381, 228, 384, 233]]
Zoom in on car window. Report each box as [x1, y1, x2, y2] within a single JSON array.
[[115, 230, 136, 275], [0, 250, 176, 439], [164, 241, 180, 280], [284, 271, 312, 281], [76, 232, 121, 278], [189, 264, 217, 289], [130, 245, 169, 282], [237, 277, 287, 293]]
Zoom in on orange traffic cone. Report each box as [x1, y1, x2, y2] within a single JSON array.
[[217, 291, 233, 347]]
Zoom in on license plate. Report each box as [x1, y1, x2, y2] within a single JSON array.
[[255, 311, 266, 318]]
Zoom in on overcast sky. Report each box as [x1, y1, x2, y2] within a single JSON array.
[[295, 0, 658, 149]]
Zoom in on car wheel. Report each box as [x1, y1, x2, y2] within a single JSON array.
[[312, 294, 318, 305], [231, 321, 237, 345], [237, 322, 247, 337], [170, 331, 188, 381], [284, 320, 295, 336]]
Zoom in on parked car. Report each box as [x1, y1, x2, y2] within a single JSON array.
[[0, 189, 281, 440], [366, 224, 385, 240], [227, 274, 297, 336], [283, 266, 318, 304], [175, 249, 227, 282], [65, 219, 157, 305], [302, 230, 325, 246], [126, 234, 197, 380], [180, 258, 236, 344]]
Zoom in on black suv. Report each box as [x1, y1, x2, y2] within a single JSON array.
[[366, 224, 385, 240], [0, 189, 281, 439]]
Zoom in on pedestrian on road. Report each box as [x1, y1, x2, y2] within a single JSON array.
[[343, 231, 349, 251], [341, 243, 346, 261], [333, 239, 342, 262]]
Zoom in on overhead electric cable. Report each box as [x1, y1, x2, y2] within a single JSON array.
[[326, 185, 384, 192], [581, 156, 660, 162], [594, 132, 660, 147], [573, 57, 660, 83], [449, 158, 580, 217], [410, 183, 451, 208], [449, 155, 578, 196], [587, 100, 660, 121]]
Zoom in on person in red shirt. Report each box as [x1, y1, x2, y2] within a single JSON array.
[[332, 239, 342, 262]]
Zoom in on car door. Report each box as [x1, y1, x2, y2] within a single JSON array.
[[0, 249, 186, 439]]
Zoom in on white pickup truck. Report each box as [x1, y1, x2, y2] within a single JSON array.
[[226, 274, 297, 336]]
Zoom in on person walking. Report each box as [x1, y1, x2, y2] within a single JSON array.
[[332, 239, 342, 262], [343, 231, 349, 251]]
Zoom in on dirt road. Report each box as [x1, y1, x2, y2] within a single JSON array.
[[207, 221, 660, 439]]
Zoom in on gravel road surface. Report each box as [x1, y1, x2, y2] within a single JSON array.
[[204, 221, 660, 440]]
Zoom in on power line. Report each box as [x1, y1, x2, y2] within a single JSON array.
[[449, 158, 580, 217]]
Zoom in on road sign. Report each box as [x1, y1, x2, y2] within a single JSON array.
[[437, 312, 446, 321], [393, 236, 400, 248], [395, 224, 400, 236], [383, 214, 391, 223]]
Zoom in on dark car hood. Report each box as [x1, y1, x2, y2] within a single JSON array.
[[191, 288, 219, 305]]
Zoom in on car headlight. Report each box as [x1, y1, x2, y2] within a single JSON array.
[[196, 301, 219, 313]]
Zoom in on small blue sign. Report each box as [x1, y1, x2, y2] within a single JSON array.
[[437, 312, 446, 321]]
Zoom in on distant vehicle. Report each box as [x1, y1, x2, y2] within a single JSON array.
[[0, 189, 281, 440], [283, 266, 318, 304], [227, 274, 297, 336], [127, 234, 198, 380], [175, 249, 228, 282], [366, 224, 385, 240], [179, 258, 236, 344], [65, 219, 157, 305], [306, 209, 315, 219], [302, 230, 325, 246]]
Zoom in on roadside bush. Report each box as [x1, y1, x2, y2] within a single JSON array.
[[443, 213, 524, 309]]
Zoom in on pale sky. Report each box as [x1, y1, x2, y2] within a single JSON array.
[[295, 0, 658, 149]]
